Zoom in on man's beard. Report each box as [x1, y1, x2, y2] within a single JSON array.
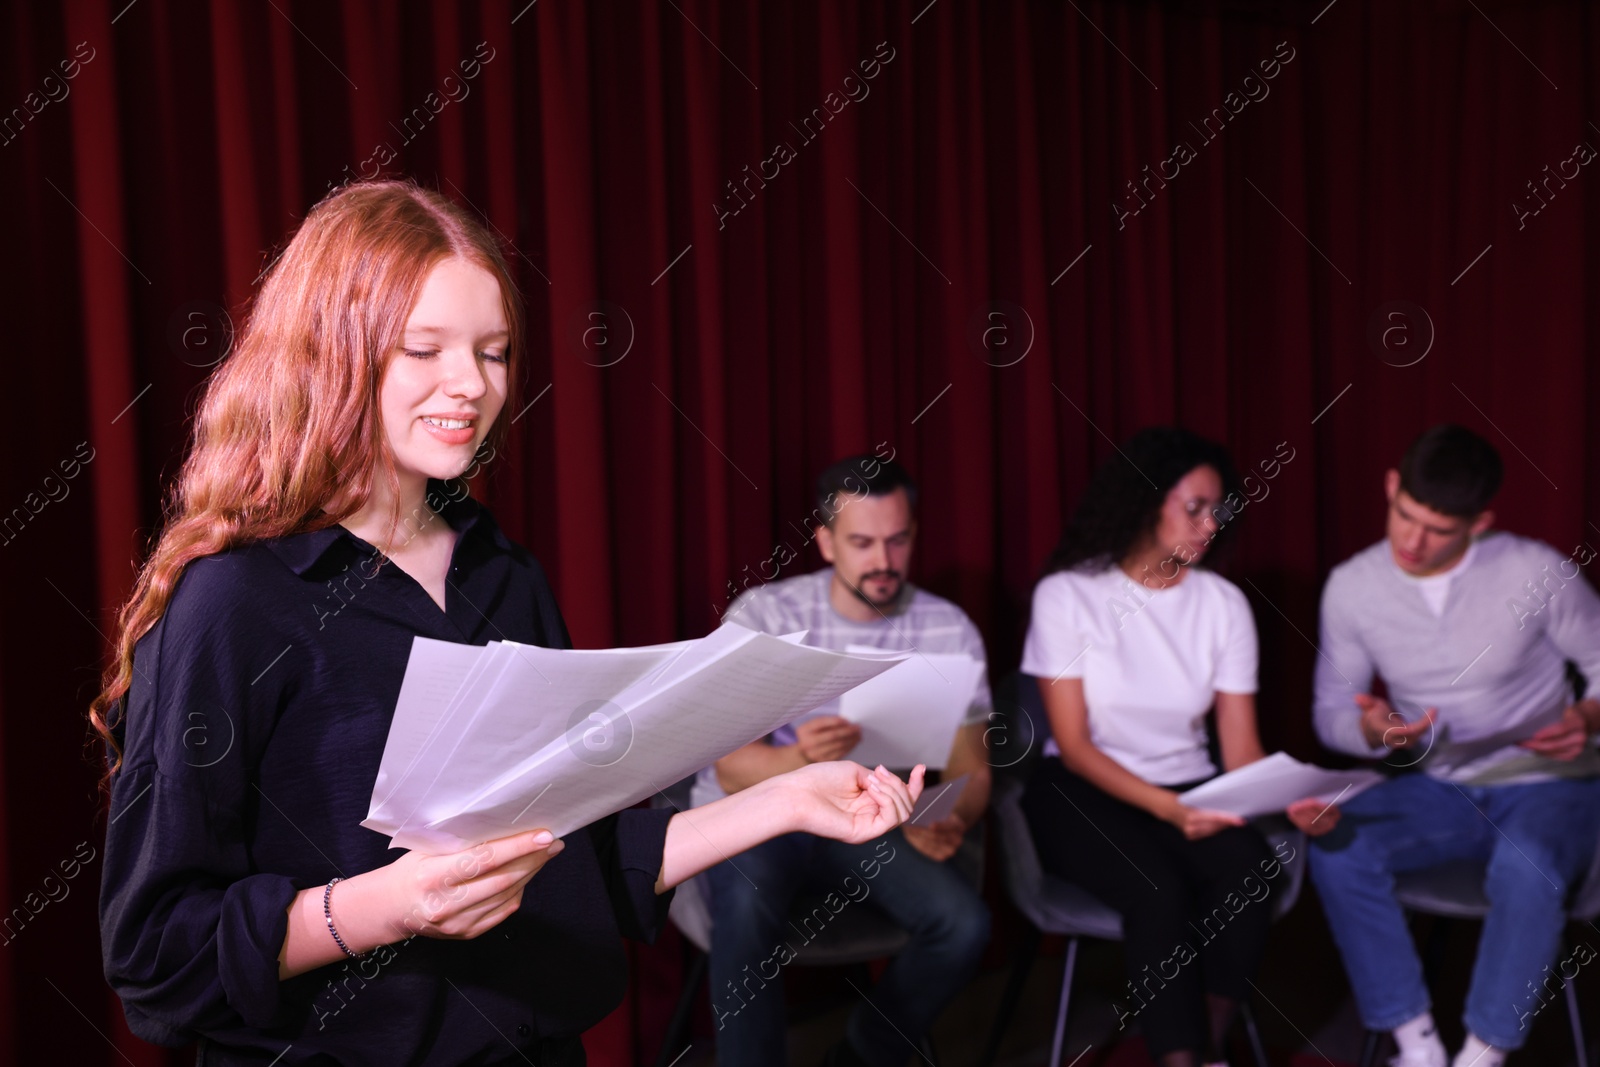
[[849, 569, 903, 607]]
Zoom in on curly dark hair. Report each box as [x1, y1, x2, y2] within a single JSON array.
[[1042, 426, 1243, 576]]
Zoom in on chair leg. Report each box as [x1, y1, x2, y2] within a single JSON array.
[[654, 949, 708, 1067], [1565, 965, 1589, 1067], [1358, 1029, 1384, 1067], [979, 924, 1041, 1067], [1050, 937, 1079, 1067], [1239, 1000, 1269, 1067]]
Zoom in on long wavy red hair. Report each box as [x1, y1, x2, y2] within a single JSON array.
[[89, 180, 524, 777]]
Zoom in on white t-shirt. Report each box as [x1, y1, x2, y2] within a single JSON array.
[[1393, 538, 1477, 617], [1020, 565, 1258, 785]]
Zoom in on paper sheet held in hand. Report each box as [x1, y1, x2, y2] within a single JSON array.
[[362, 623, 908, 851], [835, 650, 983, 770], [908, 773, 969, 825], [1177, 752, 1384, 818]]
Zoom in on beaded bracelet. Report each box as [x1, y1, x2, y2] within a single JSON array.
[[323, 877, 362, 959]]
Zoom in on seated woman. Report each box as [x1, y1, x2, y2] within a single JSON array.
[[1020, 427, 1336, 1067], [93, 180, 923, 1066]]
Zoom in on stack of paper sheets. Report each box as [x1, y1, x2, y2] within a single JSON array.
[[363, 624, 909, 851]]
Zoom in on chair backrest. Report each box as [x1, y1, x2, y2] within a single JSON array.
[[990, 670, 1048, 787], [1255, 819, 1307, 922], [988, 776, 1051, 927], [989, 774, 1126, 940], [986, 672, 1084, 929]]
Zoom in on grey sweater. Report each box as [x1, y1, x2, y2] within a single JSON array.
[[1314, 531, 1600, 784]]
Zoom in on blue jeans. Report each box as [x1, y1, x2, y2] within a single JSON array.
[[1309, 772, 1600, 1049], [702, 826, 990, 1067]]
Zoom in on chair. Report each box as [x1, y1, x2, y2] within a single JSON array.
[[651, 775, 980, 1067], [1353, 846, 1600, 1067], [979, 672, 1304, 1067]]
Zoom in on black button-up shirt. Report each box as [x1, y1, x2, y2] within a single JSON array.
[[100, 481, 673, 1066]]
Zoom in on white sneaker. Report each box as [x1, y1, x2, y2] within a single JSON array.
[[1451, 1037, 1507, 1067], [1389, 1046, 1448, 1067]]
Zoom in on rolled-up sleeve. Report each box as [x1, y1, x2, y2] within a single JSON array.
[[101, 764, 304, 1040], [587, 807, 675, 943], [99, 560, 299, 1043]]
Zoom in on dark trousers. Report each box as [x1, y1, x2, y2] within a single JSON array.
[[703, 826, 990, 1067], [1022, 758, 1276, 1058]]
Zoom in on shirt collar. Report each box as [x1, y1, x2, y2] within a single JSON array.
[[1390, 535, 1479, 584], [266, 480, 506, 577]]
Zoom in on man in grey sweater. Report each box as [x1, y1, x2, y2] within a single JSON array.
[[1309, 424, 1600, 1067]]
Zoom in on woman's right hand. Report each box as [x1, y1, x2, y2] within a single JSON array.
[[380, 827, 564, 940], [1161, 794, 1246, 840], [281, 827, 566, 978]]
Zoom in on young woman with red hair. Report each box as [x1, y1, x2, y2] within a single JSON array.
[[92, 181, 923, 1066]]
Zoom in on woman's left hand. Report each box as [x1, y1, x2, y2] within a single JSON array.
[[1286, 795, 1340, 836], [783, 761, 926, 843]]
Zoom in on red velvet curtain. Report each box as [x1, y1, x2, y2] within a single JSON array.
[[6, 0, 1599, 1062]]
